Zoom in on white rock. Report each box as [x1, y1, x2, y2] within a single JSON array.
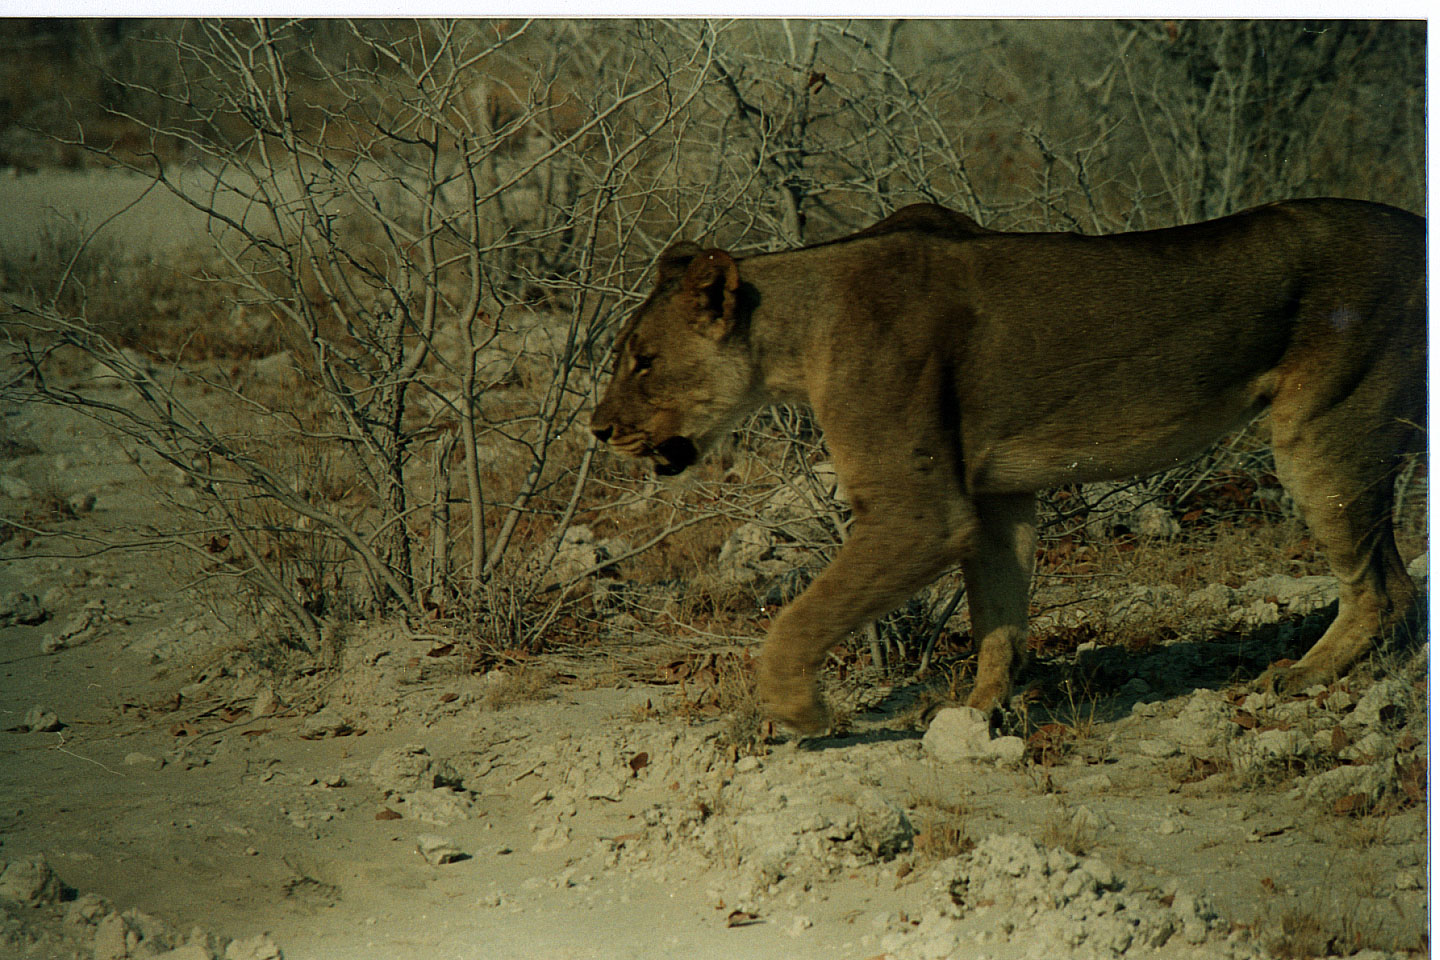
[[989, 736, 1026, 766], [1167, 689, 1239, 749], [1349, 677, 1409, 729], [416, 834, 464, 865], [531, 822, 571, 851], [1137, 738, 1179, 758], [93, 913, 138, 960], [23, 706, 61, 732], [224, 933, 284, 960], [153, 944, 216, 960], [0, 475, 34, 499], [923, 707, 994, 762], [399, 788, 474, 826], [67, 492, 98, 515], [0, 855, 65, 905], [0, 591, 46, 627], [369, 744, 434, 792]]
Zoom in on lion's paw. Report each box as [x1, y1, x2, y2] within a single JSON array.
[[757, 665, 831, 736]]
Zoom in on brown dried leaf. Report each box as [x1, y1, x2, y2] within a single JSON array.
[[375, 808, 403, 821], [628, 752, 650, 775], [1330, 726, 1350, 753], [1332, 793, 1368, 816], [725, 910, 760, 928]]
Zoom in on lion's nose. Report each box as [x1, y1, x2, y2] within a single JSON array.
[[591, 423, 613, 443]]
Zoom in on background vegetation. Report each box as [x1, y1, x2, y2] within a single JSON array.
[[0, 18, 1426, 678]]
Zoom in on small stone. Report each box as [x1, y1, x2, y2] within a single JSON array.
[[0, 476, 34, 499], [988, 735, 1026, 765], [40, 634, 68, 655], [0, 591, 46, 627], [67, 492, 98, 515], [23, 706, 61, 732], [252, 687, 278, 718], [787, 914, 814, 936], [297, 707, 352, 740], [1070, 773, 1114, 792], [369, 744, 433, 792], [65, 892, 111, 925], [1158, 817, 1183, 835], [94, 913, 138, 960], [416, 834, 464, 865], [224, 932, 284, 960], [153, 944, 216, 960], [923, 706, 994, 762], [1137, 738, 1179, 758], [124, 752, 164, 769], [531, 822, 571, 851], [0, 854, 65, 905], [399, 788, 474, 826]]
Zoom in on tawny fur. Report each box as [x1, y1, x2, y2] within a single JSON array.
[[592, 200, 1426, 735]]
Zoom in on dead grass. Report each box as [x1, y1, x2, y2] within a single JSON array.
[[479, 664, 556, 710], [1040, 805, 1098, 856], [1256, 882, 1427, 959], [909, 795, 975, 863]]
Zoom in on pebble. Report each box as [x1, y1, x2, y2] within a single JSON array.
[[0, 855, 65, 905], [0, 476, 34, 499], [922, 706, 998, 762], [0, 591, 46, 627], [67, 492, 98, 515], [1136, 738, 1179, 758], [416, 834, 464, 865], [224, 933, 284, 960], [124, 752, 165, 769], [23, 706, 61, 732]]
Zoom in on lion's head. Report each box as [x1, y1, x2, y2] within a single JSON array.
[[590, 242, 759, 477]]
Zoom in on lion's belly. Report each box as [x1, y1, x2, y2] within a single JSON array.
[[963, 389, 1269, 494]]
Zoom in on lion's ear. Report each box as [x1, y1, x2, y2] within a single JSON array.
[[682, 249, 740, 341], [655, 241, 704, 285]]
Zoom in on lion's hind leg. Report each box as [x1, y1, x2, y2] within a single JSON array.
[[962, 494, 1039, 716], [1264, 392, 1420, 694]]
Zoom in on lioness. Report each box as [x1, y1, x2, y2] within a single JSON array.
[[591, 199, 1425, 735]]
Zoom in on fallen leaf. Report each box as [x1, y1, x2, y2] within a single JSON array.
[[439, 692, 459, 704], [1330, 726, 1350, 753], [725, 910, 760, 928], [628, 752, 650, 775], [375, 808, 402, 821], [1332, 793, 1368, 816]]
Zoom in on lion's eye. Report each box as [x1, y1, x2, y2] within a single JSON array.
[[633, 355, 654, 375]]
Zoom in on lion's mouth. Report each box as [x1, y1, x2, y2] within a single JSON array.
[[651, 436, 699, 476]]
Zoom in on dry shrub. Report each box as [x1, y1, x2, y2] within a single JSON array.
[[1257, 886, 1426, 959], [910, 796, 974, 863]]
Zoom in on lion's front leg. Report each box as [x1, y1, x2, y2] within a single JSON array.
[[758, 519, 959, 734]]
